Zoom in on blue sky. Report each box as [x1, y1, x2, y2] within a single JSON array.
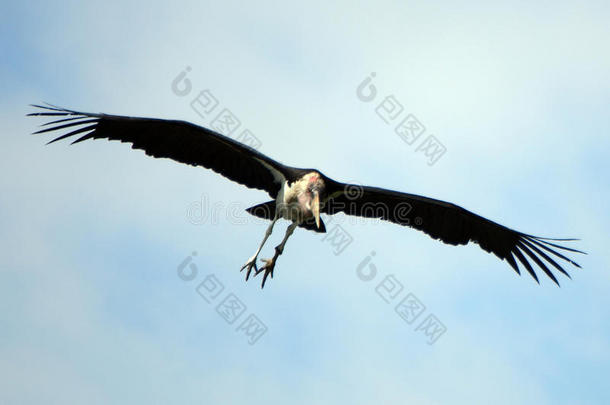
[[1, 0, 609, 403]]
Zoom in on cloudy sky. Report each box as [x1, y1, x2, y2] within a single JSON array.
[[2, 1, 609, 404]]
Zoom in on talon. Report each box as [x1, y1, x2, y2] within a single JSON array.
[[256, 258, 276, 288], [240, 259, 258, 281]]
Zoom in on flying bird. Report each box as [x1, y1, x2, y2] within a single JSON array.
[[28, 104, 584, 288]]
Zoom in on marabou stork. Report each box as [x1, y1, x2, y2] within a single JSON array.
[[29, 104, 584, 288]]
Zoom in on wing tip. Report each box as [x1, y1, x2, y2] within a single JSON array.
[[508, 231, 586, 286]]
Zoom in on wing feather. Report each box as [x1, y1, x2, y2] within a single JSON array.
[[29, 104, 302, 197], [322, 180, 584, 284]]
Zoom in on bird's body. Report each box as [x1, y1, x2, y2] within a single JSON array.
[[28, 104, 584, 288], [277, 174, 317, 222]]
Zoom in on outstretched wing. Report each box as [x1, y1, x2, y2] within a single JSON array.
[[322, 180, 584, 285], [28, 104, 301, 198]]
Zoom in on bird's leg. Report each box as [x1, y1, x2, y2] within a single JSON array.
[[240, 217, 278, 281], [256, 221, 298, 288]]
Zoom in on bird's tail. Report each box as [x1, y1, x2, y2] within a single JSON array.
[[246, 201, 326, 233], [246, 201, 276, 220]]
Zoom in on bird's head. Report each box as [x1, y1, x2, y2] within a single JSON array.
[[305, 172, 325, 228]]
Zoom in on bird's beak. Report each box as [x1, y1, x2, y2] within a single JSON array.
[[312, 191, 320, 229]]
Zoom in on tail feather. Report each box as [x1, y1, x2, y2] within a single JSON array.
[[246, 201, 276, 219]]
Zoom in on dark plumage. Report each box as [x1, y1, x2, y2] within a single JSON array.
[[29, 104, 584, 287]]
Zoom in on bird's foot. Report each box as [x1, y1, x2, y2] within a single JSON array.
[[254, 257, 276, 288], [240, 256, 259, 281]]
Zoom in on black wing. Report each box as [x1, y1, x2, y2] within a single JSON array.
[[28, 104, 302, 198], [322, 180, 584, 285]]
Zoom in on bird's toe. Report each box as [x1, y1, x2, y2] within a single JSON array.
[[240, 258, 258, 281], [255, 258, 275, 288]]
